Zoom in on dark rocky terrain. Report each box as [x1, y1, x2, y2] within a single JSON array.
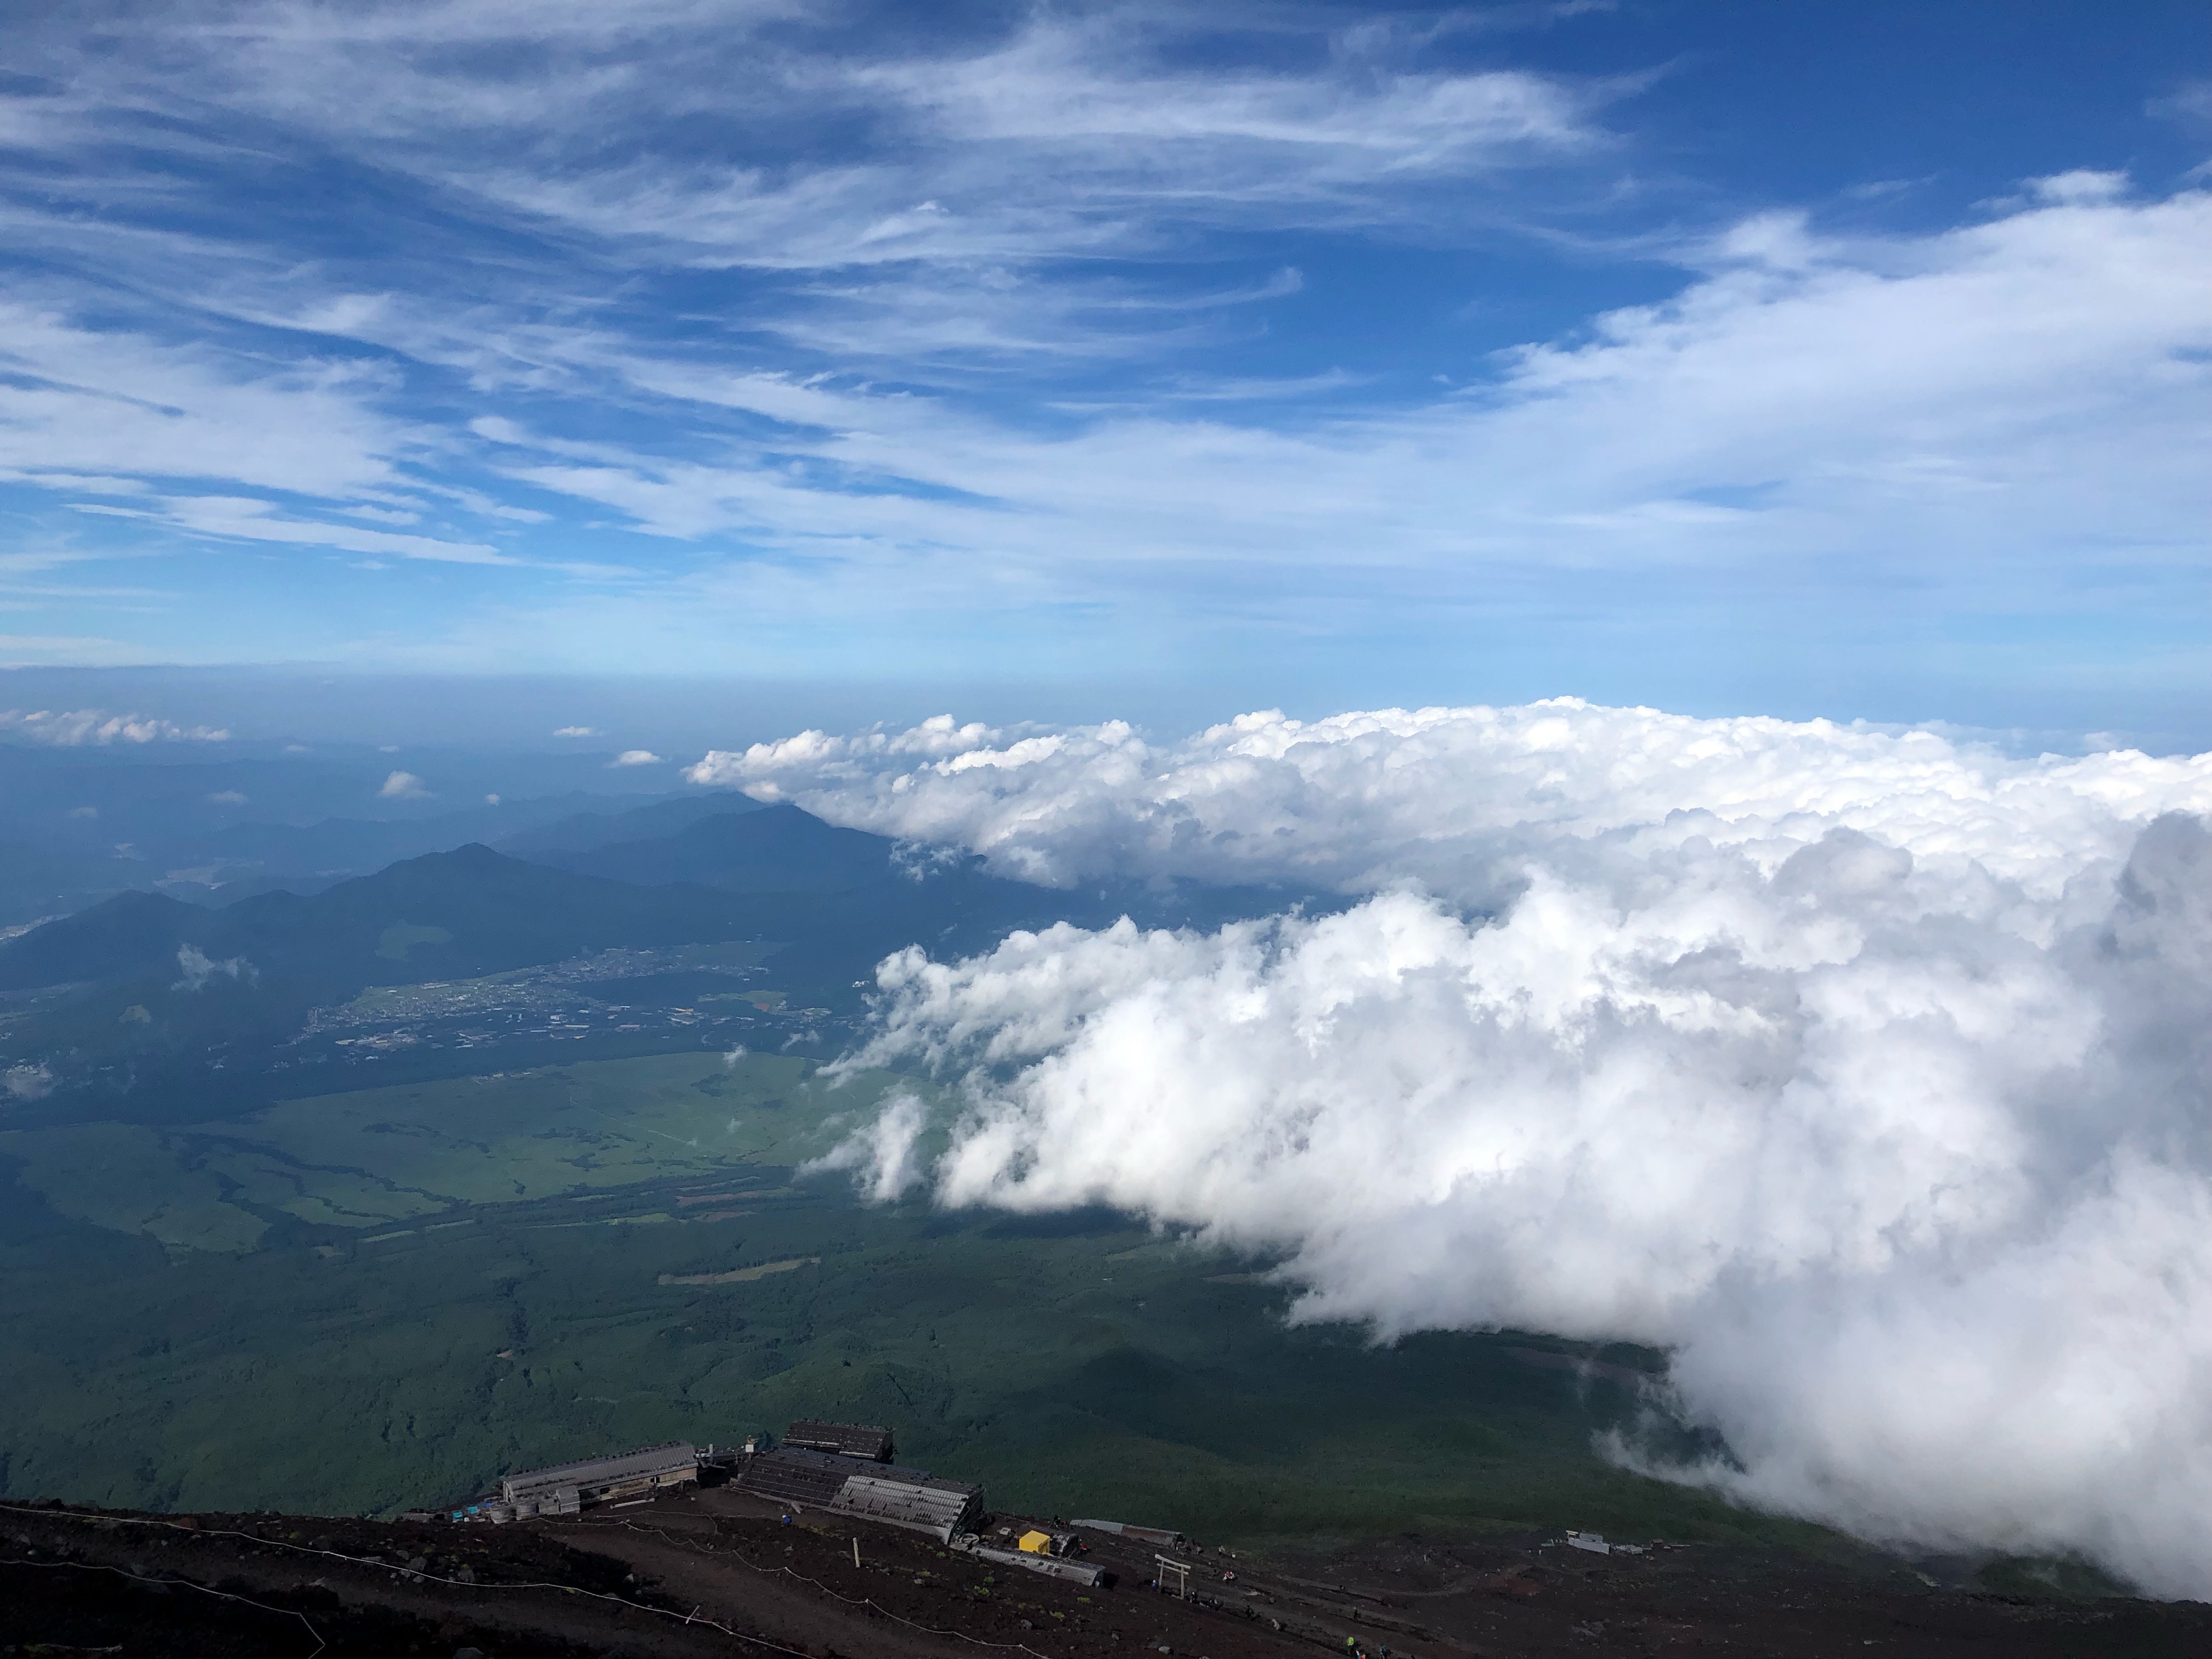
[[7, 1487, 2211, 1658]]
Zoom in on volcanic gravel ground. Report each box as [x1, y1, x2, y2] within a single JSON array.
[[7, 1492, 2212, 1658], [0, 1499, 718, 1658], [552, 1484, 1316, 1659], [1258, 1530, 2212, 1657]]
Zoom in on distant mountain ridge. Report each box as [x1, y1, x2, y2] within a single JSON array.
[[0, 804, 1331, 1128], [0, 783, 764, 928], [0, 800, 1334, 998], [529, 803, 889, 893], [204, 790, 756, 878], [0, 843, 763, 996], [0, 839, 161, 928], [494, 792, 763, 857], [0, 887, 210, 991]]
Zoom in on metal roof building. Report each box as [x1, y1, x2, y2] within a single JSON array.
[[735, 1446, 981, 1543], [962, 1541, 1108, 1588], [827, 1471, 981, 1542], [499, 1442, 698, 1513], [736, 1447, 883, 1508], [783, 1420, 896, 1461]]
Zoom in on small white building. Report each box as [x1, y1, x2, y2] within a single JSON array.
[[499, 1441, 698, 1515]]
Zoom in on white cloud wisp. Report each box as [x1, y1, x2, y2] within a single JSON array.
[[172, 942, 256, 992], [723, 701, 2212, 1594], [0, 706, 230, 744]]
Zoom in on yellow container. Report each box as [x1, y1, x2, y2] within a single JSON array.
[[1017, 1530, 1054, 1555]]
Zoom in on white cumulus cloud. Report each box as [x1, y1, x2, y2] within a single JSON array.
[[172, 943, 255, 992], [0, 707, 229, 744], [608, 748, 664, 767], [692, 701, 2212, 895], [3, 1062, 55, 1102], [732, 701, 2212, 1594], [377, 769, 431, 799]]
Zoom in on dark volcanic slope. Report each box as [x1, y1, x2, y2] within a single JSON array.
[[1265, 1530, 2212, 1659], [8, 1488, 2210, 1659], [0, 1498, 718, 1659]]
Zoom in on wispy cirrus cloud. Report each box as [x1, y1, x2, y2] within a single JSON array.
[[0, 2, 2198, 725], [72, 496, 515, 566], [0, 299, 412, 498], [459, 180, 2212, 618]]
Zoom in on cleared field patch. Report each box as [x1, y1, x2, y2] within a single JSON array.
[[658, 1255, 820, 1285]]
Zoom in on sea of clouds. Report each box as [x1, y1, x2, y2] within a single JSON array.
[[691, 700, 2212, 1594]]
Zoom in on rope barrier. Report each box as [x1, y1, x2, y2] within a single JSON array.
[[0, 1552, 327, 1657], [0, 1502, 805, 1657]]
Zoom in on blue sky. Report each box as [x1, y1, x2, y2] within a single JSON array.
[[2, 1, 2207, 742]]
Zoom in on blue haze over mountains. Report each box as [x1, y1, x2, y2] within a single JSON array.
[[0, 752, 1319, 1130]]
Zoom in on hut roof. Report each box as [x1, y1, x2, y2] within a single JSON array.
[[783, 1420, 896, 1460]]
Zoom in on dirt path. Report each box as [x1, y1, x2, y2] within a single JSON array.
[[565, 1514, 987, 1659]]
